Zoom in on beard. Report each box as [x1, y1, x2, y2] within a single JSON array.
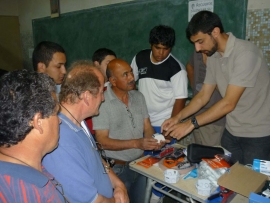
[[201, 36, 218, 56]]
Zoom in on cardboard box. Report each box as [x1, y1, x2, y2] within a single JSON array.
[[217, 162, 268, 197]]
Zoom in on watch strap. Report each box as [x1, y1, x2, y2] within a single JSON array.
[[191, 116, 199, 129]]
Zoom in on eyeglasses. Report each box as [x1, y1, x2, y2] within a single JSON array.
[[49, 177, 71, 203], [126, 107, 135, 128]]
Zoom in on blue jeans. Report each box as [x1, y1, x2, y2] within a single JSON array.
[[221, 128, 270, 165], [112, 163, 146, 203]]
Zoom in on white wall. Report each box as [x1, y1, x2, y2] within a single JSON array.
[[248, 0, 270, 9]]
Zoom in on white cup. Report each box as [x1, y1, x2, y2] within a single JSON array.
[[196, 179, 212, 196], [164, 169, 180, 183]]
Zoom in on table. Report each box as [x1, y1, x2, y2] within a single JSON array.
[[129, 144, 208, 203]]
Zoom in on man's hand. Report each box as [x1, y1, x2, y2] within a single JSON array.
[[136, 138, 162, 150], [161, 116, 179, 136], [159, 139, 171, 148], [113, 185, 129, 203], [163, 119, 194, 140]]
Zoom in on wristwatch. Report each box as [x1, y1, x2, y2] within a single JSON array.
[[191, 116, 200, 129], [103, 164, 111, 173]]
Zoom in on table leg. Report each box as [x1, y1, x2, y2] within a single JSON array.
[[144, 178, 155, 203]]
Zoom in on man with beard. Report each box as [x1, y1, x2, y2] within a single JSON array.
[[186, 51, 226, 146], [93, 59, 166, 203], [162, 11, 270, 165]]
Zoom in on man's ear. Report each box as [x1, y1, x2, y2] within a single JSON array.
[[93, 61, 100, 68], [211, 27, 220, 38], [37, 62, 47, 73], [32, 112, 43, 134], [109, 76, 116, 86], [83, 91, 90, 106]]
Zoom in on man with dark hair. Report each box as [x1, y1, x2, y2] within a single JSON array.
[[93, 59, 166, 203], [131, 25, 188, 203], [92, 48, 117, 87], [33, 41, 67, 85], [186, 51, 226, 146], [131, 25, 188, 135], [43, 60, 129, 203], [162, 11, 270, 165], [0, 70, 67, 202], [85, 48, 117, 134]]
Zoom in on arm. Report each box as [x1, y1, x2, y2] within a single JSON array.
[[95, 129, 159, 151], [130, 56, 139, 82], [186, 62, 194, 89], [143, 117, 155, 138], [143, 117, 169, 148], [94, 160, 129, 203], [108, 171, 129, 203], [162, 83, 216, 132], [130, 57, 138, 90], [166, 84, 246, 139], [171, 98, 186, 117]]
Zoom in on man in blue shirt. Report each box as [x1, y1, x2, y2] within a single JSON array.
[[43, 60, 129, 203]]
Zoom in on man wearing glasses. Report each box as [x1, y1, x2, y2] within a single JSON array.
[[0, 70, 67, 202], [43, 60, 129, 203], [93, 59, 168, 203]]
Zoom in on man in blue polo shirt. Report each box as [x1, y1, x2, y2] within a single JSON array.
[[43, 60, 129, 203]]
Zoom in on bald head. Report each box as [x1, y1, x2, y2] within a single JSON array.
[[106, 59, 129, 80], [107, 59, 135, 91]]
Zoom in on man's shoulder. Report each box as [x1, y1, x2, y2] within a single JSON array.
[[136, 49, 151, 55], [227, 33, 259, 54], [167, 54, 185, 69], [234, 38, 259, 52], [130, 89, 144, 98], [101, 89, 114, 105], [0, 161, 48, 187], [136, 49, 151, 60]]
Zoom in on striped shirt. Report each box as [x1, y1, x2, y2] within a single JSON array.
[[0, 161, 65, 203]]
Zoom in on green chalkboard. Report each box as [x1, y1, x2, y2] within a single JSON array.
[[33, 0, 247, 67]]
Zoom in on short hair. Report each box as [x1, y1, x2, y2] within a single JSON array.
[[59, 60, 101, 104], [32, 41, 65, 71], [0, 69, 56, 147], [92, 48, 116, 64], [0, 69, 8, 78], [106, 68, 113, 80], [149, 25, 175, 48], [186, 11, 224, 40]]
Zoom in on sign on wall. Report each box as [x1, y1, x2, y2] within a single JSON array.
[[188, 0, 214, 21]]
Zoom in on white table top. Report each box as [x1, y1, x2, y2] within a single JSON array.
[[129, 144, 208, 202]]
